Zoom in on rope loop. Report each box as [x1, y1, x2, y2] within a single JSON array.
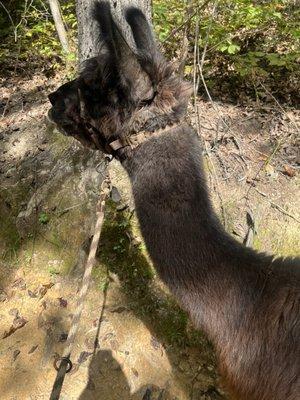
[[53, 357, 73, 373]]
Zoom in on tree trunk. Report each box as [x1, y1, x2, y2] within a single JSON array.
[[48, 0, 69, 53], [76, 0, 152, 63]]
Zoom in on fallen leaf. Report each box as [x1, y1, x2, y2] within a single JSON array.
[[28, 290, 38, 298], [38, 283, 54, 298], [57, 297, 68, 308], [11, 278, 26, 290], [3, 316, 28, 339], [283, 165, 296, 177], [13, 315, 28, 329], [78, 351, 92, 364]]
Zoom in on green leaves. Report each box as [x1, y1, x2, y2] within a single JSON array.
[[38, 212, 49, 225], [0, 0, 77, 72], [153, 0, 299, 98], [219, 42, 241, 55]]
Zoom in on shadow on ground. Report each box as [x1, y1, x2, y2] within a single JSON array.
[[76, 200, 225, 399], [79, 349, 171, 400]]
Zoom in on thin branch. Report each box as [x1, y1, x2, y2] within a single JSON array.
[[196, 0, 231, 139], [162, 0, 212, 43], [245, 133, 284, 201], [0, 1, 17, 42], [254, 188, 300, 224], [259, 81, 300, 134], [193, 19, 200, 134]]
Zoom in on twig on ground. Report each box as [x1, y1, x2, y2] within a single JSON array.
[[259, 81, 300, 134], [254, 188, 300, 224], [245, 138, 283, 201], [56, 202, 88, 216]]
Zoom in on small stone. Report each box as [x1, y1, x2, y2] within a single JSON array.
[[111, 186, 122, 203]]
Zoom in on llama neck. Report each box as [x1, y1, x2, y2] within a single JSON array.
[[123, 125, 267, 338]]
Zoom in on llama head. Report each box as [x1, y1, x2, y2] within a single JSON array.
[[48, 2, 192, 152]]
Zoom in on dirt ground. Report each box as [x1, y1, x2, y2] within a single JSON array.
[[0, 73, 299, 400]]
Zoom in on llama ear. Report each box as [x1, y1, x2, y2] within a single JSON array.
[[92, 2, 153, 102], [125, 7, 166, 83]]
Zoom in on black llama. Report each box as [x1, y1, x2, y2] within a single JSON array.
[[48, 3, 300, 399]]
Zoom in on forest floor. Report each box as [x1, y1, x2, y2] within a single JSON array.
[[0, 72, 299, 400]]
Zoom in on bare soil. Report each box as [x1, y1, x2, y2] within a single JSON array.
[[0, 73, 299, 400]]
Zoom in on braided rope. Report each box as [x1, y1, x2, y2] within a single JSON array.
[[49, 174, 111, 400]]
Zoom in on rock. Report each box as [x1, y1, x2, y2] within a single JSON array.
[[111, 186, 122, 203]]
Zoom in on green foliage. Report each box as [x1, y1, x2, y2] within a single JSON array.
[[38, 211, 50, 225], [0, 0, 77, 74], [153, 0, 300, 102], [0, 0, 298, 101]]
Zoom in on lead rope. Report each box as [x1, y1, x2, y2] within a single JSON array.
[[49, 172, 111, 400]]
